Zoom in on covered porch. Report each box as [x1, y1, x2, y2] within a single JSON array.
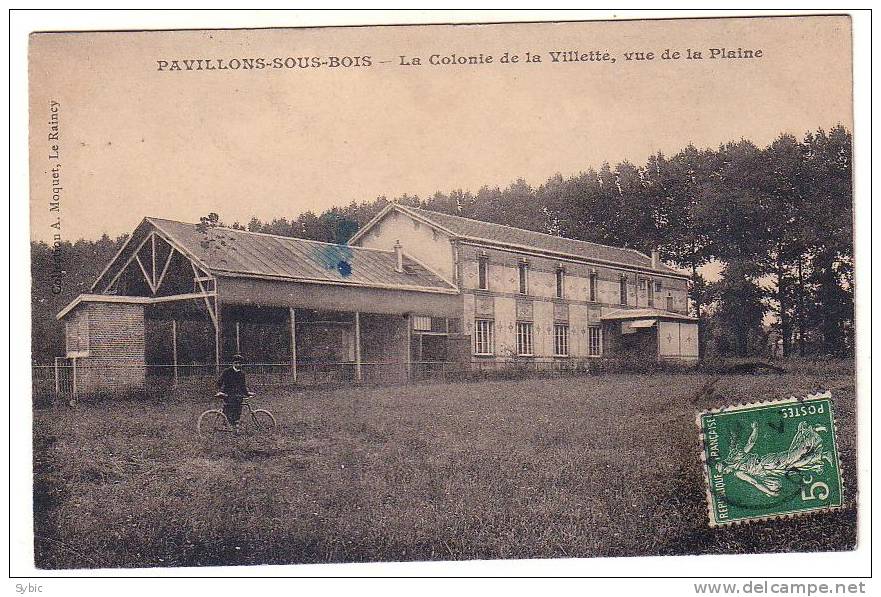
[[144, 302, 434, 387], [601, 308, 699, 364], [56, 217, 462, 395]]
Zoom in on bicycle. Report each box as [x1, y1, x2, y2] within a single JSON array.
[[197, 392, 277, 437]]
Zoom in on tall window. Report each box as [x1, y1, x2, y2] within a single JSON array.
[[474, 319, 494, 355], [647, 277, 655, 307], [555, 267, 565, 299], [477, 257, 489, 290], [518, 261, 529, 294], [589, 272, 598, 302], [619, 275, 628, 306], [516, 321, 533, 356], [666, 293, 674, 312], [553, 324, 569, 356], [588, 326, 602, 357]]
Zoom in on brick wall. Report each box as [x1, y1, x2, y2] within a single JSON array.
[[67, 302, 146, 393]]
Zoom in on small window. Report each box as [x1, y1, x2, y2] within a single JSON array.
[[518, 261, 529, 295], [555, 267, 565, 299], [478, 257, 489, 290], [554, 324, 569, 356], [516, 321, 534, 356], [588, 326, 602, 357], [589, 272, 598, 302], [655, 281, 663, 292], [474, 319, 494, 355], [619, 275, 628, 306], [666, 293, 674, 312]]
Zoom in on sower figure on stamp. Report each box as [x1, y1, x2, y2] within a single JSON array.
[[717, 420, 834, 497], [217, 354, 251, 431]]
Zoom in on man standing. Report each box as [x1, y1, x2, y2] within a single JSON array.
[[217, 354, 249, 429]]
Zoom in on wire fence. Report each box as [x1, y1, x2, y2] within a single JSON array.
[[32, 357, 603, 403]]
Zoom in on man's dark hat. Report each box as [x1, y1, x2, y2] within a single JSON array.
[[232, 354, 245, 363]]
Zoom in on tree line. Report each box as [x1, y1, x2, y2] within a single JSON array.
[[31, 125, 853, 363]]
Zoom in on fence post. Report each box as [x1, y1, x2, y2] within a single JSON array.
[[172, 320, 178, 387], [289, 307, 298, 383], [53, 357, 60, 398], [354, 311, 362, 382]]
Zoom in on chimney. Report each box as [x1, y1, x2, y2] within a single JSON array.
[[651, 249, 660, 270], [394, 240, 403, 273]]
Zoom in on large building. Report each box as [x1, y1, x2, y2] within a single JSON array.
[[351, 204, 698, 364], [56, 205, 697, 393]]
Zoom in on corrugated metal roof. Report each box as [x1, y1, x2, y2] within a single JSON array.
[[399, 205, 682, 275], [148, 218, 456, 292]]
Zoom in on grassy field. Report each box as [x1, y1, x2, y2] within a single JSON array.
[[33, 368, 857, 569]]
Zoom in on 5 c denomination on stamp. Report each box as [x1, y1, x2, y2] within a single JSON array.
[[697, 391, 843, 527]]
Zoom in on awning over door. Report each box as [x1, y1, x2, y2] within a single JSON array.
[[629, 319, 656, 329]]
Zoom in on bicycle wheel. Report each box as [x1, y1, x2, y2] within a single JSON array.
[[249, 409, 277, 433], [197, 409, 231, 437]]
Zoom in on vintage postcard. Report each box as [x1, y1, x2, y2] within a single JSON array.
[[26, 13, 858, 573]]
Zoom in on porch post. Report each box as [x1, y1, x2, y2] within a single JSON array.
[[406, 313, 412, 381], [214, 297, 222, 375], [289, 307, 297, 382], [354, 311, 362, 382], [235, 321, 241, 354], [656, 321, 662, 363], [172, 319, 178, 387]]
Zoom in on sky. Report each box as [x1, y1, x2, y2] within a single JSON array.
[[29, 15, 852, 243]]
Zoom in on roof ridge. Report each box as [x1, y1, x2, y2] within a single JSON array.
[[404, 206, 650, 256]]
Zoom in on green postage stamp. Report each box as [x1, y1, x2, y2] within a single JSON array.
[[697, 391, 843, 526]]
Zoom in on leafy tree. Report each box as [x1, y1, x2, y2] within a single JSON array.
[[756, 133, 809, 356], [803, 125, 854, 354], [709, 261, 769, 357]]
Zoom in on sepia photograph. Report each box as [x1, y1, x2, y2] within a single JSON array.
[[19, 11, 864, 579]]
